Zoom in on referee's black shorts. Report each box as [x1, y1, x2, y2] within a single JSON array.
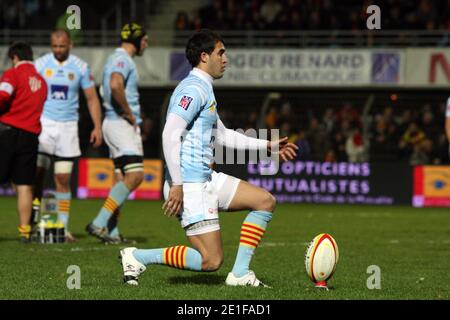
[[0, 122, 39, 185]]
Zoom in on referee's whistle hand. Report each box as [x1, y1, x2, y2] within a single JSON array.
[[163, 185, 183, 217]]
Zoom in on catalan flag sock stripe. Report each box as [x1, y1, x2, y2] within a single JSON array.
[[133, 246, 201, 271], [92, 182, 130, 229], [231, 210, 273, 277], [56, 192, 71, 228]]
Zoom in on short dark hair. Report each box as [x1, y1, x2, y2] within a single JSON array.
[[51, 28, 71, 40], [8, 42, 33, 61], [185, 29, 224, 68]]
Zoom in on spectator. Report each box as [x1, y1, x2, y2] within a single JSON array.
[[293, 129, 312, 160], [410, 139, 433, 165], [174, 11, 190, 32], [324, 149, 337, 162], [346, 128, 368, 162], [306, 117, 330, 161], [259, 0, 283, 27], [265, 106, 278, 129]]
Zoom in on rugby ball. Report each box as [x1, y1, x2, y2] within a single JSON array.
[[305, 233, 339, 288]]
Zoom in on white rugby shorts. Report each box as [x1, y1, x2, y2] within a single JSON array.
[[102, 117, 143, 159], [164, 171, 241, 235], [38, 117, 81, 158]]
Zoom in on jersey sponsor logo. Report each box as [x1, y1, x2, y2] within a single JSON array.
[[50, 85, 69, 100], [178, 96, 193, 110], [29, 77, 42, 92], [56, 69, 65, 78], [44, 68, 53, 78]]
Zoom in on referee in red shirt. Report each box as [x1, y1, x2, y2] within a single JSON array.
[[0, 42, 47, 242]]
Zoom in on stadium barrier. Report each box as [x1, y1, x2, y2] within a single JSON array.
[[1, 46, 450, 87], [216, 161, 413, 205], [77, 158, 163, 200], [2, 160, 449, 207]]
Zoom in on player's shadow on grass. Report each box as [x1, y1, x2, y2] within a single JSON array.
[[74, 233, 148, 243], [168, 274, 224, 286], [0, 237, 20, 243]]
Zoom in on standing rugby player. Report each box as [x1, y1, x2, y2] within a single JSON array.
[[86, 23, 148, 244], [33, 29, 103, 242]]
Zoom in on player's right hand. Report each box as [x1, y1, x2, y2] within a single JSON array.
[[123, 112, 136, 127], [163, 185, 183, 217]]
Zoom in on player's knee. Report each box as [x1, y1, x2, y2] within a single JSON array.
[[124, 171, 144, 189], [201, 253, 224, 272], [54, 174, 70, 188], [258, 191, 276, 212]]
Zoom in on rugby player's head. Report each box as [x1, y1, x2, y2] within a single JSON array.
[[186, 29, 227, 79], [8, 42, 33, 66], [51, 29, 72, 62], [120, 23, 148, 56]]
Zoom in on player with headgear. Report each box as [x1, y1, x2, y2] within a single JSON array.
[[118, 29, 298, 287], [86, 23, 149, 244], [33, 29, 103, 242]]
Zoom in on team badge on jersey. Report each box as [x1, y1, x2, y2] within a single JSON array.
[[179, 96, 193, 110], [44, 69, 53, 78], [68, 73, 75, 81], [29, 77, 42, 92]]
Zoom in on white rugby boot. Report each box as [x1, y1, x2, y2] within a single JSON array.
[[225, 270, 271, 288], [119, 247, 146, 286]]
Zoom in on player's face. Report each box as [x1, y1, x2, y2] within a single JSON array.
[[208, 41, 227, 79], [137, 36, 149, 56], [51, 34, 71, 62]]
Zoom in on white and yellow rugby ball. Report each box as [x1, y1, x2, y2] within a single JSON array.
[[305, 233, 339, 287]]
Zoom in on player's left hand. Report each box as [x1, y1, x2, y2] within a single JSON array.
[[269, 137, 299, 162], [90, 127, 103, 148]]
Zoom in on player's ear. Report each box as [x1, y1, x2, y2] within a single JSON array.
[[200, 52, 209, 64]]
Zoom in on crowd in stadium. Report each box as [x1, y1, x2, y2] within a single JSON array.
[[215, 99, 448, 165], [3, 0, 450, 32], [175, 0, 450, 32], [81, 97, 448, 166]]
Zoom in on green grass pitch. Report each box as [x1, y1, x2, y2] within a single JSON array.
[[0, 197, 449, 300]]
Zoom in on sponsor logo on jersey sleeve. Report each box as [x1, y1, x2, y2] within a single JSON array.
[[178, 96, 193, 110]]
